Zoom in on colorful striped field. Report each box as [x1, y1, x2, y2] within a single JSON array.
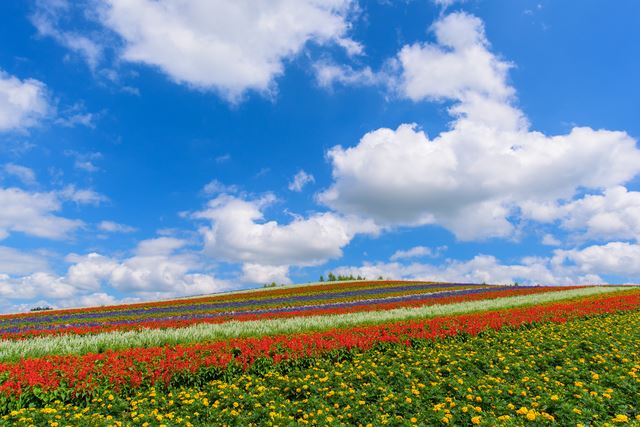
[[0, 281, 639, 426]]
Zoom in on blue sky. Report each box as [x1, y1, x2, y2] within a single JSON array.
[[0, 0, 639, 312]]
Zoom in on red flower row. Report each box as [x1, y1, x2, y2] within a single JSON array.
[[1, 289, 638, 399]]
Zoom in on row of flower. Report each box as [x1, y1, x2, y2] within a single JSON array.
[[0, 285, 567, 340], [1, 288, 639, 413], [2, 299, 639, 425], [0, 280, 450, 322], [0, 286, 625, 362], [0, 283, 487, 332]]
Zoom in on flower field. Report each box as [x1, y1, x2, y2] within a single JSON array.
[[0, 282, 556, 340], [1, 281, 639, 426]]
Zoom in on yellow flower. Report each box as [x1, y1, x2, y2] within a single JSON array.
[[550, 395, 559, 401], [410, 418, 417, 424], [471, 416, 481, 425], [613, 414, 629, 423]]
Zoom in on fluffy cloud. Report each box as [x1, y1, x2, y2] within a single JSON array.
[[319, 12, 640, 241], [337, 238, 640, 285], [332, 255, 582, 286], [288, 170, 315, 192], [63, 238, 227, 295], [0, 187, 83, 240], [194, 194, 377, 282], [95, 0, 359, 101], [334, 250, 613, 286], [552, 241, 640, 279], [0, 184, 111, 241], [0, 246, 49, 275], [525, 186, 640, 243], [0, 237, 228, 311], [398, 13, 514, 104], [0, 70, 49, 131], [242, 263, 291, 284], [0, 272, 79, 301]]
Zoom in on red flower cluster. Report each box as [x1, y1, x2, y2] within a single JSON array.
[[1, 289, 638, 401]]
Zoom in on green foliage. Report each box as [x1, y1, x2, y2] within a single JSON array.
[[323, 272, 366, 282]]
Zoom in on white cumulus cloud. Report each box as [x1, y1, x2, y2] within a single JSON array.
[[0, 246, 49, 276], [333, 253, 602, 286], [96, 0, 359, 101], [552, 241, 640, 279], [242, 263, 291, 284], [0, 70, 49, 131], [193, 193, 377, 283], [0, 237, 229, 312], [318, 12, 640, 241], [528, 186, 640, 243], [0, 187, 83, 240]]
